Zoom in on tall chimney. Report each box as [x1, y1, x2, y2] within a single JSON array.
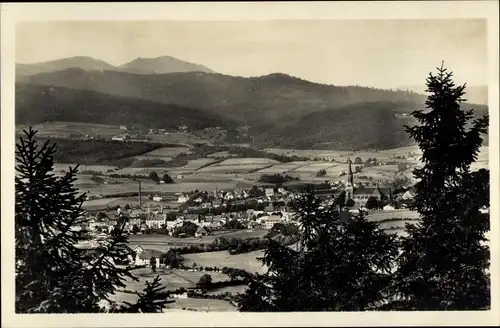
[[138, 181, 142, 209]]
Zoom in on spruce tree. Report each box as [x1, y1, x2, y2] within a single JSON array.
[[390, 64, 490, 310], [237, 186, 399, 311], [15, 128, 171, 313]]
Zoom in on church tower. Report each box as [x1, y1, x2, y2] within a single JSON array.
[[345, 157, 354, 201]]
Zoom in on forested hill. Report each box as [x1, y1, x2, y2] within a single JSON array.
[[255, 102, 413, 150], [19, 68, 427, 126], [16, 67, 488, 150], [15, 83, 236, 130]]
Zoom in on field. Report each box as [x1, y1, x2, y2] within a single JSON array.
[[112, 167, 169, 175], [84, 180, 240, 196], [128, 229, 268, 250], [165, 298, 236, 312], [18, 121, 125, 138], [217, 158, 280, 165], [365, 210, 421, 238], [263, 148, 350, 159], [109, 267, 237, 312], [196, 158, 281, 174], [92, 197, 180, 211], [325, 163, 350, 176], [197, 164, 269, 174], [365, 165, 400, 173], [256, 162, 307, 174], [53, 164, 118, 173], [207, 151, 238, 158], [183, 250, 267, 275], [147, 132, 210, 146], [44, 141, 489, 199], [183, 159, 219, 170], [264, 146, 427, 163], [290, 162, 338, 173], [82, 197, 123, 210], [365, 210, 420, 222], [141, 146, 191, 159]]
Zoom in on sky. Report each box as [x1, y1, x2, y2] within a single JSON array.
[[15, 19, 487, 89]]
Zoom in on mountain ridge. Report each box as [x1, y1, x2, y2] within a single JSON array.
[[15, 59, 489, 150], [16, 55, 216, 76], [18, 67, 430, 126]]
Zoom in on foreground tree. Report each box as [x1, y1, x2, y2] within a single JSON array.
[[237, 186, 399, 311], [15, 128, 170, 313], [389, 64, 490, 310]]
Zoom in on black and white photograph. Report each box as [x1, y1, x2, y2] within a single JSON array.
[[1, 1, 499, 326]]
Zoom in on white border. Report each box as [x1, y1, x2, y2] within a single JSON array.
[[2, 2, 499, 327]]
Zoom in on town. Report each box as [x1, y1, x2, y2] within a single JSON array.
[[12, 15, 492, 318]]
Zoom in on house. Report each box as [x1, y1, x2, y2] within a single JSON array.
[[133, 246, 162, 267], [265, 188, 275, 197], [400, 190, 416, 201], [195, 227, 208, 238], [239, 190, 249, 198], [145, 214, 166, 229], [120, 125, 127, 130], [383, 204, 396, 211], [277, 187, 287, 195], [224, 192, 235, 200], [152, 195, 163, 202], [262, 215, 282, 229], [170, 292, 188, 299], [209, 220, 222, 229], [111, 136, 125, 142], [166, 220, 181, 229], [178, 194, 188, 203]]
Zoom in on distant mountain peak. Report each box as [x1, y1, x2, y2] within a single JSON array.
[[16, 55, 216, 76], [16, 56, 116, 76], [119, 55, 216, 74]]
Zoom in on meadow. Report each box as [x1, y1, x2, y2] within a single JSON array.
[[109, 267, 237, 312], [83, 180, 240, 196], [141, 146, 191, 159], [20, 121, 124, 137], [82, 197, 123, 210], [183, 250, 267, 275], [53, 164, 118, 173], [256, 162, 307, 174], [128, 229, 268, 248], [207, 151, 237, 158], [198, 164, 271, 174], [290, 162, 339, 173], [165, 298, 236, 312], [217, 158, 280, 165]]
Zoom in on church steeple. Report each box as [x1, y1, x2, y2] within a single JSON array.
[[345, 157, 354, 203], [347, 157, 354, 186]]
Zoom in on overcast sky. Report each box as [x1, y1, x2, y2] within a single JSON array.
[[16, 19, 487, 89]]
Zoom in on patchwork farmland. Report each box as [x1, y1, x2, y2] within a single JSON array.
[[37, 133, 486, 210]]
